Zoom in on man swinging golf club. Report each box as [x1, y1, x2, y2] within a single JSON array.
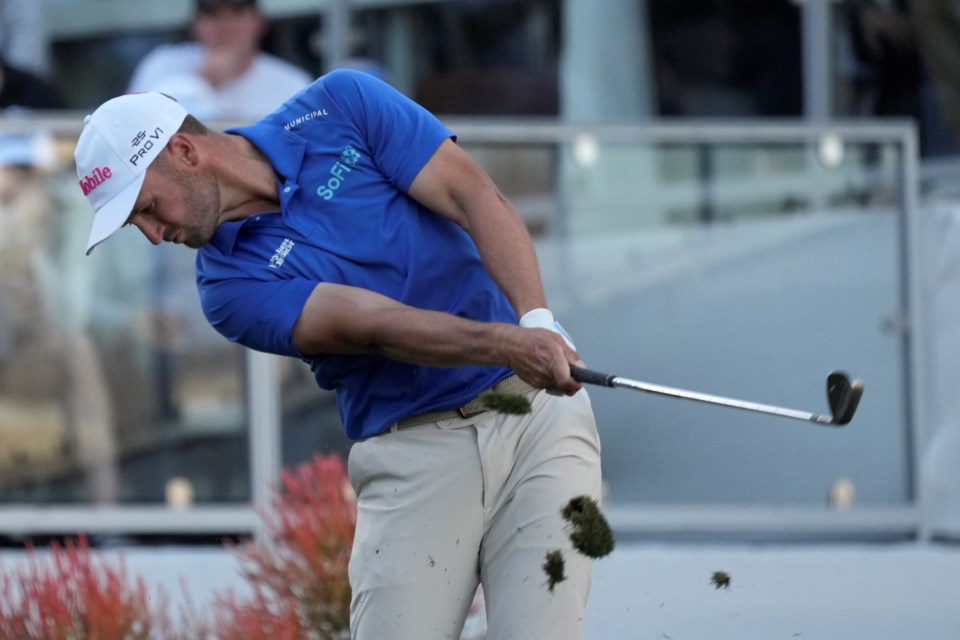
[[75, 71, 603, 639]]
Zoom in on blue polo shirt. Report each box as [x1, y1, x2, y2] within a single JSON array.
[[196, 69, 516, 440]]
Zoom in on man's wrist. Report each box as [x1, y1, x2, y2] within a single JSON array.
[[519, 308, 555, 330], [519, 307, 575, 350]]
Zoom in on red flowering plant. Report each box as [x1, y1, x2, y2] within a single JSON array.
[[0, 535, 174, 640], [210, 453, 357, 639], [0, 453, 355, 639]]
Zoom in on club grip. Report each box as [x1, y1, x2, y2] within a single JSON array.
[[570, 365, 617, 387]]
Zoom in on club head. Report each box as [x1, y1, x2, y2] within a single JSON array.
[[826, 371, 864, 425]]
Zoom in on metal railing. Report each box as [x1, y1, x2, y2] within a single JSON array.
[[0, 116, 922, 541]]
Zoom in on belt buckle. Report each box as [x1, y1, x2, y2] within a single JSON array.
[[457, 398, 487, 419]]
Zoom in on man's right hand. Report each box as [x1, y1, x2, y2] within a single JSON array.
[[508, 326, 583, 396]]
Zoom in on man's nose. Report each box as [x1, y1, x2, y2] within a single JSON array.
[[134, 217, 165, 245]]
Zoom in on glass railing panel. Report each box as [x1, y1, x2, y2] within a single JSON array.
[[0, 117, 916, 533], [459, 127, 911, 509], [0, 125, 250, 507]]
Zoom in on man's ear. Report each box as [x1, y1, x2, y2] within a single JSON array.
[[167, 133, 200, 167]]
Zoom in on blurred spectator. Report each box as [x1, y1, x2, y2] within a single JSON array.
[[0, 56, 64, 111], [126, 0, 313, 441], [128, 0, 324, 505], [127, 0, 312, 122], [650, 0, 802, 117], [0, 132, 118, 504], [909, 0, 960, 155], [415, 0, 559, 115], [845, 0, 921, 120], [844, 0, 960, 156], [2, 0, 114, 501]]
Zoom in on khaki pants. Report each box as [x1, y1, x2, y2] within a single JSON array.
[[347, 389, 602, 640]]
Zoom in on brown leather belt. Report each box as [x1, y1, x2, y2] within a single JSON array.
[[394, 375, 535, 430]]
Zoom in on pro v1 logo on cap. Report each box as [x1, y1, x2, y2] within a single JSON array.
[[74, 92, 188, 255], [130, 127, 168, 168]]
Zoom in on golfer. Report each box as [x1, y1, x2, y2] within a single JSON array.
[[75, 69, 602, 639]]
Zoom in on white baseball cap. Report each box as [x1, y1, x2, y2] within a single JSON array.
[[75, 92, 188, 255]]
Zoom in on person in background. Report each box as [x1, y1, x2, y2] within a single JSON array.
[[1, 10, 116, 503], [0, 129, 119, 505], [127, 0, 313, 439], [910, 0, 960, 155], [843, 0, 960, 156], [127, 0, 312, 122], [0, 56, 64, 110]]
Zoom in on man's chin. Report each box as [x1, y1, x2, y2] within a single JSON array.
[[183, 232, 215, 249]]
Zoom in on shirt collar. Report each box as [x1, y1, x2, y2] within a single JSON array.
[[209, 121, 316, 252], [227, 121, 307, 182], [207, 219, 245, 256]]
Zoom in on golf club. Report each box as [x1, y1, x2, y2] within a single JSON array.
[[570, 365, 863, 426]]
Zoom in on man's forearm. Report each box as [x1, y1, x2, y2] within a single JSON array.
[[364, 305, 576, 392], [291, 282, 577, 391], [294, 282, 516, 366], [366, 307, 519, 368]]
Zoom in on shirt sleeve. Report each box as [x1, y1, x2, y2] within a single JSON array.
[[197, 258, 318, 359], [321, 69, 455, 191]]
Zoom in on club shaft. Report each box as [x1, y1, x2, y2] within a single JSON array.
[[609, 376, 833, 424], [570, 366, 835, 425]]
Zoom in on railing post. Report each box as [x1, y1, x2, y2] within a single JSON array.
[[247, 350, 282, 542]]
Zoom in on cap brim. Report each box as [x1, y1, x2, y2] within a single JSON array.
[[85, 171, 146, 255]]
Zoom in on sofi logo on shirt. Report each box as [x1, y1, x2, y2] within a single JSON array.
[[317, 146, 362, 201]]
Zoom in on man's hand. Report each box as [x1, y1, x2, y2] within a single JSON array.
[[508, 326, 583, 396]]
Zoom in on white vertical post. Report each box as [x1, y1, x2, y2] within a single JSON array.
[[560, 0, 653, 120], [383, 8, 415, 94], [801, 0, 834, 212], [1, 0, 50, 74], [559, 0, 662, 231], [247, 349, 281, 541], [802, 0, 832, 122], [900, 125, 926, 537], [324, 0, 351, 72]]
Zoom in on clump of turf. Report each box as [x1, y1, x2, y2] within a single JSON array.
[[711, 570, 731, 589], [562, 495, 615, 558], [480, 391, 532, 415], [542, 550, 567, 591]]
